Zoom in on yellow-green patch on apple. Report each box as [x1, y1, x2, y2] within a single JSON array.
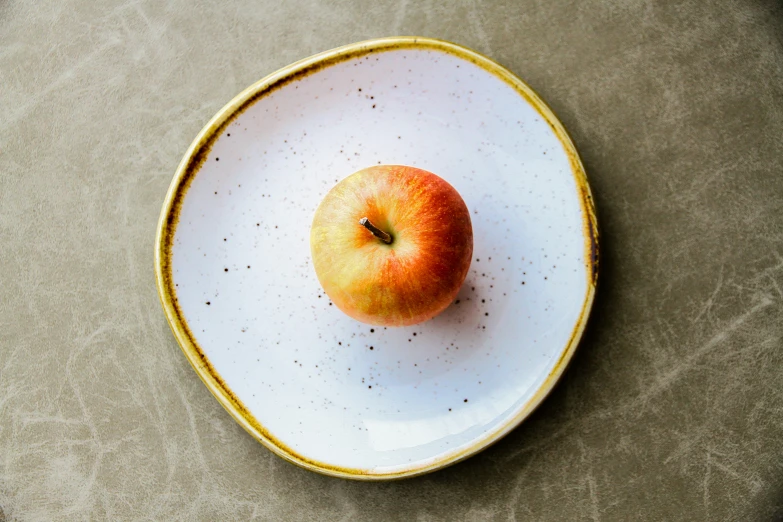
[[310, 165, 473, 327]]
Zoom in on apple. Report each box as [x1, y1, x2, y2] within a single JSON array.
[[310, 165, 473, 327]]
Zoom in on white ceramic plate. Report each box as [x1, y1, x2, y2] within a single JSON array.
[[155, 37, 598, 480]]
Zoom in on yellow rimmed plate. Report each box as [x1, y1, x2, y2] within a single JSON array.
[[155, 37, 598, 480]]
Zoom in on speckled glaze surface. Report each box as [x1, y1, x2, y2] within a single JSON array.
[[156, 38, 597, 479]]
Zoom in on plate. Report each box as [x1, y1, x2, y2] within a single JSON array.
[[155, 37, 598, 480]]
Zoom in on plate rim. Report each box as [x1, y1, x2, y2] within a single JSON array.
[[154, 36, 599, 480]]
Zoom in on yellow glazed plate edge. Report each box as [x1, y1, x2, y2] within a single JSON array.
[[154, 36, 599, 480]]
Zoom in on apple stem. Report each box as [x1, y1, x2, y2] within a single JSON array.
[[359, 217, 393, 244]]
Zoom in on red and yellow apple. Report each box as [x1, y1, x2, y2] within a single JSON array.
[[310, 165, 473, 326]]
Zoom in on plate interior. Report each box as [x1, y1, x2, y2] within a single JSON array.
[[167, 44, 592, 474]]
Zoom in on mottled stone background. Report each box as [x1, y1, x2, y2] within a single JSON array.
[[2, 0, 782, 520]]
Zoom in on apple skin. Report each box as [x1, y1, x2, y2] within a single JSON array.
[[310, 165, 473, 327]]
